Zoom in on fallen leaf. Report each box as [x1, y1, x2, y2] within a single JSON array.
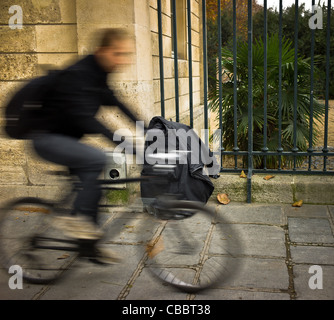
[[57, 254, 70, 260], [217, 193, 230, 205], [292, 200, 303, 207], [240, 170, 247, 178], [17, 207, 50, 214], [264, 175, 275, 180], [146, 236, 164, 258]]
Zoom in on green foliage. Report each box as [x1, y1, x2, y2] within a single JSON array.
[[207, 9, 234, 91], [207, 3, 334, 98], [252, 3, 334, 98], [209, 34, 325, 168]]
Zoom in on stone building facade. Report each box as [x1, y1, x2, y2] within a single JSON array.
[[0, 0, 206, 201]]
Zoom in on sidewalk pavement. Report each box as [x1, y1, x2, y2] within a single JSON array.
[[0, 201, 333, 300]]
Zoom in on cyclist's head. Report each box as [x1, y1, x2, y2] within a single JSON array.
[[94, 28, 134, 73]]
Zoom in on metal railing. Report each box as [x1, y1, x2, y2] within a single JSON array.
[[156, 0, 334, 203]]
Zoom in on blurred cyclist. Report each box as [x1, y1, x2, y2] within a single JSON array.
[[31, 28, 141, 262]]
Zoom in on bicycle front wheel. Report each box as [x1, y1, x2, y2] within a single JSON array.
[[145, 200, 240, 293], [0, 198, 74, 284]]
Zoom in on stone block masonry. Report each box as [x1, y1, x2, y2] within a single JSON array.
[[0, 0, 206, 204]]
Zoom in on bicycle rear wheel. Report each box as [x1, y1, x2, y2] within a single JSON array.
[[0, 198, 75, 284], [145, 200, 240, 293]]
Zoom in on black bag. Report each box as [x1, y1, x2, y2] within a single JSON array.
[[4, 71, 60, 139], [141, 116, 220, 213]]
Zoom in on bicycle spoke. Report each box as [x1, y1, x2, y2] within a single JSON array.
[[0, 199, 76, 283], [145, 201, 241, 293]]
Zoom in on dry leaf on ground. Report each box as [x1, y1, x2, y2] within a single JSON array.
[[217, 193, 231, 205], [240, 170, 247, 178], [263, 175, 275, 180], [146, 236, 164, 258], [292, 200, 303, 207], [17, 207, 50, 214]]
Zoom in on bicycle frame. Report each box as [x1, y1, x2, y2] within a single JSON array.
[[26, 161, 178, 254], [32, 235, 100, 257]]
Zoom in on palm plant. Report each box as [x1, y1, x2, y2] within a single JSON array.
[[209, 34, 325, 168]]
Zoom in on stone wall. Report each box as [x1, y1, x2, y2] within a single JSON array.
[[0, 0, 79, 204], [0, 0, 206, 203]]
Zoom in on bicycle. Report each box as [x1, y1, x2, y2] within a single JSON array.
[[0, 152, 240, 293]]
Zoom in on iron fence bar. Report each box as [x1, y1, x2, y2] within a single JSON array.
[[323, 0, 331, 171], [232, 0, 239, 169], [308, 0, 316, 171], [251, 169, 334, 175], [218, 168, 334, 175], [214, 151, 248, 156], [247, 0, 253, 203], [157, 0, 165, 118], [218, 0, 224, 169], [292, 0, 299, 170], [171, 0, 180, 122], [277, 0, 283, 170], [212, 0, 334, 200], [217, 151, 334, 157], [219, 168, 249, 173], [262, 0, 268, 169], [187, 0, 193, 128], [252, 151, 334, 157], [202, 0, 209, 145]]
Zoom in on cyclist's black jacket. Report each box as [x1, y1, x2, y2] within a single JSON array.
[[42, 54, 138, 140]]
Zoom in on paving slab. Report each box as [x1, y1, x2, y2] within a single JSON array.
[[213, 224, 286, 258], [290, 246, 334, 265], [288, 218, 334, 244], [194, 288, 290, 300], [215, 257, 289, 291], [217, 203, 283, 225], [0, 202, 333, 300], [38, 244, 146, 300], [284, 205, 329, 218], [0, 267, 44, 300], [329, 206, 334, 226], [124, 267, 188, 300], [293, 265, 334, 300]]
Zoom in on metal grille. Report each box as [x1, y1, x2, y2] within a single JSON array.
[[156, 0, 334, 203]]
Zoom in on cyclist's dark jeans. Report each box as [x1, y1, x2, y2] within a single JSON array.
[[32, 134, 106, 224]]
